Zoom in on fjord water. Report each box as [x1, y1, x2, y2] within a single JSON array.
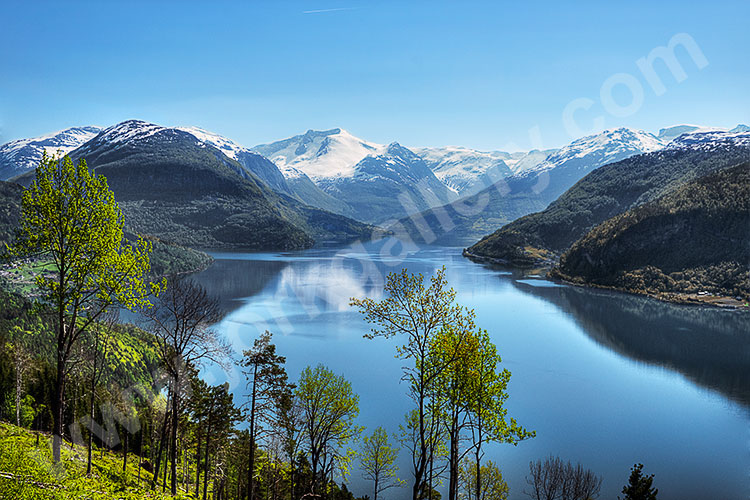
[[192, 242, 749, 500]]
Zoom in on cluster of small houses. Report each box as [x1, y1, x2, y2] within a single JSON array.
[[0, 259, 56, 293]]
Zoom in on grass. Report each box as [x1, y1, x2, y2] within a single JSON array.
[[0, 259, 55, 296], [0, 422, 184, 500]]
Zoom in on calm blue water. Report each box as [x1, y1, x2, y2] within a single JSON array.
[[192, 242, 750, 500]]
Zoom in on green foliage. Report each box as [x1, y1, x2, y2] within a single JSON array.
[[296, 364, 362, 494], [0, 180, 23, 249], [10, 153, 157, 311], [469, 145, 750, 265], [458, 458, 508, 500], [0, 422, 179, 500], [556, 163, 750, 299], [619, 463, 658, 500], [359, 426, 404, 500]]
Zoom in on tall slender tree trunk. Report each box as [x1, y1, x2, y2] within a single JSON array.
[[123, 431, 129, 472], [14, 355, 23, 427], [52, 325, 66, 463], [248, 364, 258, 500], [170, 381, 180, 495], [203, 422, 211, 500], [474, 419, 482, 500], [86, 365, 96, 474], [152, 395, 170, 489], [413, 371, 428, 500], [196, 428, 202, 495]]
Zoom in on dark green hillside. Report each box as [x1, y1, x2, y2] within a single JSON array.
[[0, 180, 211, 277], [554, 163, 750, 299], [61, 125, 314, 250], [0, 181, 23, 248], [12, 124, 376, 250], [468, 143, 750, 265]]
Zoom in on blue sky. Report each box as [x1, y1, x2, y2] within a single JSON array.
[[1, 0, 748, 150]]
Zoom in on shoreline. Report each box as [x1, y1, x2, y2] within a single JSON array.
[[462, 248, 749, 310]]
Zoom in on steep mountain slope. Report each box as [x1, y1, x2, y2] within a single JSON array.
[[0, 126, 102, 180], [325, 142, 457, 223], [14, 121, 373, 249], [255, 129, 457, 223], [178, 127, 351, 215], [505, 128, 666, 206], [393, 128, 669, 246], [467, 131, 750, 266], [0, 179, 211, 276], [414, 146, 514, 197], [554, 163, 750, 300], [392, 187, 547, 246], [0, 181, 23, 248]]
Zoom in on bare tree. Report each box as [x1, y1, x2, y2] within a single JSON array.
[[525, 456, 601, 500], [144, 275, 231, 494]]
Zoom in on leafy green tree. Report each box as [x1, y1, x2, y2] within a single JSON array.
[[8, 153, 157, 462], [464, 329, 533, 500], [458, 458, 508, 500], [241, 331, 290, 500], [619, 463, 658, 500], [296, 364, 361, 496], [351, 267, 467, 500], [359, 426, 404, 500]]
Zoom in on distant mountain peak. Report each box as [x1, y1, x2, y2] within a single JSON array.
[[666, 129, 750, 150], [0, 125, 103, 180], [97, 120, 166, 145], [252, 127, 382, 180]]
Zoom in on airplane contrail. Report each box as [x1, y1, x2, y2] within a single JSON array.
[[303, 7, 356, 14]]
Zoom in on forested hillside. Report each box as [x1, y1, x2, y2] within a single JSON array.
[[553, 163, 750, 300], [467, 141, 750, 267]]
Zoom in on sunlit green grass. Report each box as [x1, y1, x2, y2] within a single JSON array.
[[0, 422, 185, 500]]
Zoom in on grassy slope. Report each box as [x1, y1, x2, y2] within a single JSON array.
[[0, 422, 181, 500], [553, 162, 750, 301], [467, 144, 750, 266]]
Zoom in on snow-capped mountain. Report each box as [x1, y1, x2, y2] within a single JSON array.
[[253, 128, 382, 180], [0, 126, 102, 180], [176, 125, 292, 195], [41, 119, 373, 249], [177, 126, 352, 215], [326, 142, 456, 223], [413, 147, 514, 196], [502, 149, 558, 174], [522, 128, 665, 177], [666, 128, 750, 150], [254, 128, 460, 222], [507, 128, 666, 204], [413, 146, 558, 197], [657, 124, 726, 143]]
